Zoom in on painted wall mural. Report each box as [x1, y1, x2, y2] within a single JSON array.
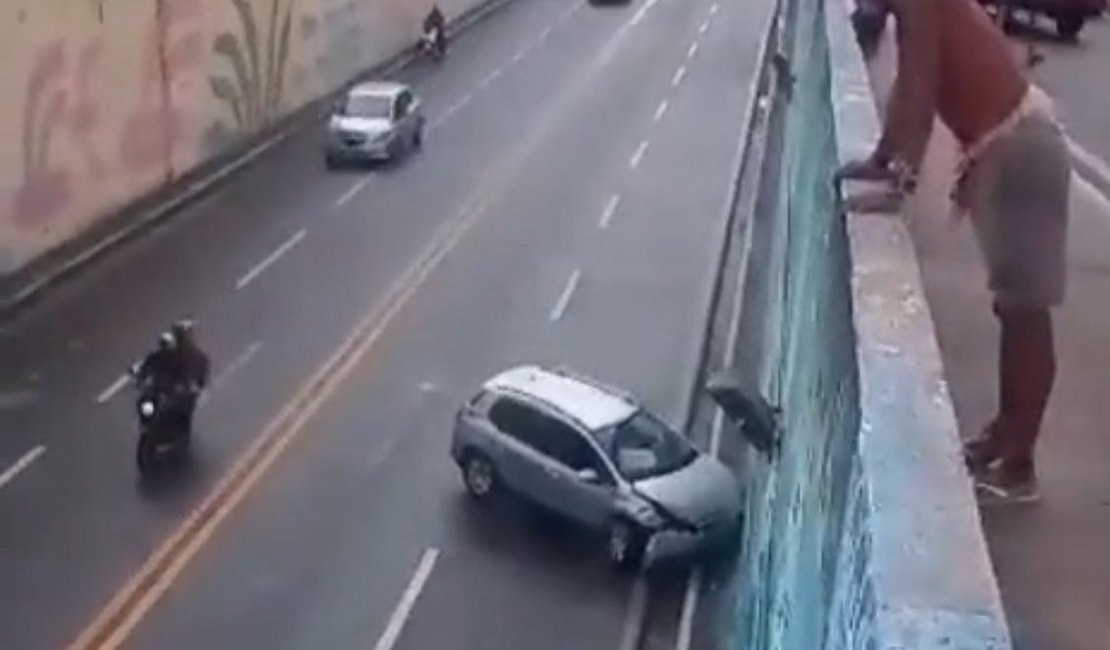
[[0, 0, 458, 276]]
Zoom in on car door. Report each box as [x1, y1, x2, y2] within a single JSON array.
[[528, 414, 618, 528], [485, 396, 558, 503]]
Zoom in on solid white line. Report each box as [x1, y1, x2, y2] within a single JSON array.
[[236, 229, 307, 290], [0, 446, 46, 490], [699, 20, 710, 34], [687, 42, 699, 59], [630, 0, 660, 26], [97, 374, 130, 404], [672, 66, 687, 86], [550, 269, 582, 322], [1068, 136, 1110, 188], [335, 178, 371, 209], [199, 340, 263, 408], [372, 548, 439, 650], [674, 569, 701, 650], [630, 140, 650, 169], [654, 99, 669, 122], [617, 576, 649, 650], [600, 194, 622, 229]]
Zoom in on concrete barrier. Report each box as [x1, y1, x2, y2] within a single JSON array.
[[726, 0, 1014, 647], [0, 0, 494, 277]]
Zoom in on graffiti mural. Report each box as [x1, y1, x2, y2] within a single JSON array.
[[120, 0, 206, 177], [206, 0, 297, 147], [13, 41, 72, 230]]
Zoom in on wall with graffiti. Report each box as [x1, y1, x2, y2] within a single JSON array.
[[0, 0, 483, 275]]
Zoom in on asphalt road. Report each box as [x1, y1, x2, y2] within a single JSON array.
[[0, 0, 770, 647]]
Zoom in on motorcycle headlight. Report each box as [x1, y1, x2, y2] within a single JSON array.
[[140, 401, 155, 417]]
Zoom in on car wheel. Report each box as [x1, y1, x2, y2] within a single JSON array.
[[462, 452, 497, 500], [1056, 14, 1084, 39], [607, 518, 647, 570], [412, 127, 423, 150]]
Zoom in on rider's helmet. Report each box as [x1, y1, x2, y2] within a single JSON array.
[[170, 318, 195, 345], [157, 332, 176, 351]]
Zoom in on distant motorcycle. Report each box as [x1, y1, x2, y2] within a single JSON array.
[[129, 365, 197, 477], [420, 27, 447, 61]]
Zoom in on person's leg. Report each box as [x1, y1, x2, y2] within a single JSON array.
[[962, 112, 1070, 502]]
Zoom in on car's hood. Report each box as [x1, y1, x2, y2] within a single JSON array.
[[633, 454, 740, 527], [331, 116, 392, 136]]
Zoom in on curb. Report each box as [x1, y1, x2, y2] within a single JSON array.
[[0, 0, 519, 318]]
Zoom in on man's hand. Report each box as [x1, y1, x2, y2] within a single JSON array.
[[835, 156, 897, 182]]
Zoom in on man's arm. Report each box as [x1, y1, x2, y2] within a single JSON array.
[[872, 0, 939, 173]]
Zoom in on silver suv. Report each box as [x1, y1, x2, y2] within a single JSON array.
[[450, 365, 741, 569]]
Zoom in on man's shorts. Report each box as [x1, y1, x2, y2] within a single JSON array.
[[964, 112, 1071, 310]]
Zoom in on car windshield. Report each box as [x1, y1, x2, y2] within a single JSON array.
[[343, 93, 393, 119], [594, 411, 697, 481]]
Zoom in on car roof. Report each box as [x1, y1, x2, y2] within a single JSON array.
[[483, 365, 638, 431], [348, 81, 407, 98]]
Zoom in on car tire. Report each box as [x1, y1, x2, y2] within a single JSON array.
[[412, 127, 423, 150], [1056, 14, 1085, 39], [325, 153, 340, 170], [462, 452, 497, 500], [607, 518, 647, 570]]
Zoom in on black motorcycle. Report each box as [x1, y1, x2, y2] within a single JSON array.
[[130, 369, 196, 477]]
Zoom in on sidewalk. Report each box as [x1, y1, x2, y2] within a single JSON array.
[[866, 30, 1110, 650]]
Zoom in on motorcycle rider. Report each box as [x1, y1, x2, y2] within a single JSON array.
[[422, 4, 447, 56], [170, 319, 210, 429]]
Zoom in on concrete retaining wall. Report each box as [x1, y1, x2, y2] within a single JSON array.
[[727, 0, 1013, 647], [0, 0, 484, 275]]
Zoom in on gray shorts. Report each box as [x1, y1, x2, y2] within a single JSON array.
[[963, 113, 1071, 309]]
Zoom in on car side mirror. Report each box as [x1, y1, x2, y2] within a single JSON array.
[[576, 468, 600, 483]]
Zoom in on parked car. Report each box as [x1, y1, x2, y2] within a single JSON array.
[[978, 0, 1106, 39], [450, 365, 742, 569], [324, 81, 425, 168]]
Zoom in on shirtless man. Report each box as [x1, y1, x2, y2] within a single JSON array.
[[838, 0, 1071, 504]]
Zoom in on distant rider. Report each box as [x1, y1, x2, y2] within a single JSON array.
[[422, 5, 447, 55]]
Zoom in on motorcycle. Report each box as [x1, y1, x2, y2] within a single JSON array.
[[419, 27, 446, 61], [130, 366, 196, 477]]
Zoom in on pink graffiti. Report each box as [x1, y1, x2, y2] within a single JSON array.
[[120, 0, 205, 175], [12, 41, 72, 229]]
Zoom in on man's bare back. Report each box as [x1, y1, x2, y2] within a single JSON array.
[[934, 0, 1028, 146]]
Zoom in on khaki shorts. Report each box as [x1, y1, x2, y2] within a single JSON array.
[[963, 113, 1071, 309]]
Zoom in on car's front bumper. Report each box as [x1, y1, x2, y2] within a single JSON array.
[[643, 517, 739, 565], [326, 135, 395, 161]]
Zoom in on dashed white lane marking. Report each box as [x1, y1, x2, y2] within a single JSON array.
[[687, 42, 699, 59], [617, 576, 649, 650], [600, 194, 622, 229], [236, 229, 307, 290], [198, 340, 264, 409], [550, 269, 582, 322], [672, 65, 687, 86], [335, 177, 372, 209], [654, 99, 669, 122], [698, 20, 710, 34], [539, 25, 553, 40], [710, 2, 719, 14], [372, 548, 440, 650], [630, 140, 650, 169], [0, 446, 46, 491], [512, 49, 527, 63], [97, 373, 130, 404], [482, 68, 503, 86]]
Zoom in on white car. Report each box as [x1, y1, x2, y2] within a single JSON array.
[[324, 81, 425, 167], [450, 365, 742, 569]]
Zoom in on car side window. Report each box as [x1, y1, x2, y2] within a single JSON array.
[[537, 416, 611, 480], [488, 398, 544, 450], [394, 92, 411, 119]]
